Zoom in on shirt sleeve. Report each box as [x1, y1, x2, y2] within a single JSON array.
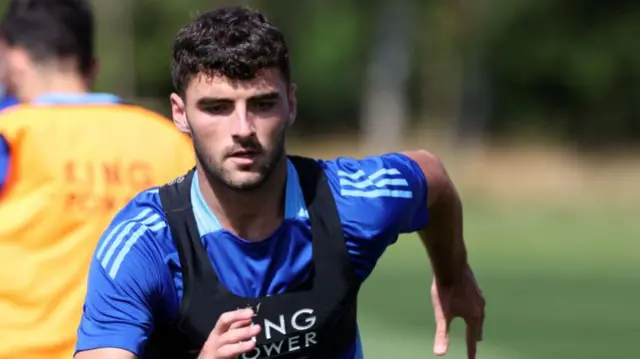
[[0, 135, 10, 192], [75, 204, 171, 356], [322, 153, 430, 280]]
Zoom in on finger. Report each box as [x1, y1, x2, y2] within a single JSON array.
[[229, 318, 253, 330], [478, 310, 485, 341], [213, 309, 255, 335], [217, 339, 257, 359], [433, 316, 451, 356], [432, 290, 448, 355], [219, 324, 262, 346], [465, 330, 477, 359], [230, 319, 259, 345], [464, 316, 480, 359]]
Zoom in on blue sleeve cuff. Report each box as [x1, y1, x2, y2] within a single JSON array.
[[396, 152, 430, 232], [74, 335, 141, 357]]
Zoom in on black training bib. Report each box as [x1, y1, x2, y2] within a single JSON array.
[[143, 156, 361, 359]]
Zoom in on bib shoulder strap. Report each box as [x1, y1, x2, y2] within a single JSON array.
[[159, 170, 194, 213], [158, 169, 217, 321], [288, 155, 357, 283], [287, 155, 323, 207]]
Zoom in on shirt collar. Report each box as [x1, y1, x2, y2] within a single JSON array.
[[33, 92, 121, 105], [190, 158, 309, 236]]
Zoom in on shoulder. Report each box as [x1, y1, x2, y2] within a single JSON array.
[[110, 104, 192, 147], [79, 188, 175, 355], [94, 187, 171, 280], [320, 152, 423, 192], [317, 153, 429, 236], [0, 105, 38, 128], [319, 152, 426, 204], [107, 187, 166, 228], [0, 108, 31, 149], [108, 105, 177, 130]]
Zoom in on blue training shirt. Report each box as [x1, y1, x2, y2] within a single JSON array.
[[0, 93, 121, 192], [76, 153, 430, 358]]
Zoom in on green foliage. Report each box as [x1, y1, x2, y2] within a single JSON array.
[[259, 0, 374, 132], [85, 0, 640, 145], [487, 0, 640, 146]]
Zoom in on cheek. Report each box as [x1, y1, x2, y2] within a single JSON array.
[[189, 115, 221, 141], [191, 121, 228, 156], [257, 119, 287, 148]]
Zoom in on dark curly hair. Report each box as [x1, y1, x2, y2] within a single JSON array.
[[171, 6, 291, 96]]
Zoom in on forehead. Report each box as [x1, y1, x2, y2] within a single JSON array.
[[185, 68, 287, 101]]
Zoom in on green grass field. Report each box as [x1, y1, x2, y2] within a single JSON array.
[[356, 201, 640, 358]]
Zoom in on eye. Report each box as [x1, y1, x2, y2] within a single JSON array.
[[250, 99, 277, 112], [202, 102, 232, 115]]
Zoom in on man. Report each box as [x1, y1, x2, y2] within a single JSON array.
[[75, 6, 485, 359], [0, 39, 17, 111], [0, 1, 194, 359]]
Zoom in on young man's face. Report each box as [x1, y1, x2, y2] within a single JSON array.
[[171, 68, 297, 190]]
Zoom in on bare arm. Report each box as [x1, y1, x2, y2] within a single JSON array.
[[403, 150, 484, 358], [74, 348, 136, 359], [402, 150, 467, 286]]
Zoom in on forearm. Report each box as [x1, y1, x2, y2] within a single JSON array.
[[402, 150, 468, 287], [418, 180, 467, 287]]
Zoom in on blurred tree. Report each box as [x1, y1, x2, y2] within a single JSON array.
[[360, 0, 414, 152], [269, 0, 373, 136], [85, 0, 640, 148], [93, 0, 135, 98], [453, 0, 492, 146], [487, 0, 640, 148]]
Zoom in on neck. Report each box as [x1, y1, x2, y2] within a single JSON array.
[[22, 70, 88, 102], [198, 155, 289, 241]]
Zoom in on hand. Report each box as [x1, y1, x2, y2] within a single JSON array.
[[431, 266, 485, 359], [198, 308, 262, 359]]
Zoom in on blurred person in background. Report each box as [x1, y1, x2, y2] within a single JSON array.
[[74, 6, 485, 359], [0, 41, 18, 111], [0, 1, 195, 358]]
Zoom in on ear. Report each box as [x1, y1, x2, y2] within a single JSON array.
[[287, 83, 297, 126], [4, 48, 31, 101], [170, 93, 190, 134]]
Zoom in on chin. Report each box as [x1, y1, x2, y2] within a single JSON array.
[[225, 173, 267, 191]]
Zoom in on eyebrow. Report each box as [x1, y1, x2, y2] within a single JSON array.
[[195, 91, 280, 107], [195, 97, 232, 107], [248, 91, 280, 101]]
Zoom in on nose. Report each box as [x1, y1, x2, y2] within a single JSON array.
[[230, 108, 255, 139]]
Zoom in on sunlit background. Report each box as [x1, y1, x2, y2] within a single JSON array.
[[5, 0, 640, 357]]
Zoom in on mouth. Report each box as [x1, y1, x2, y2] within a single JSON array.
[[229, 149, 261, 158], [228, 149, 262, 166]]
